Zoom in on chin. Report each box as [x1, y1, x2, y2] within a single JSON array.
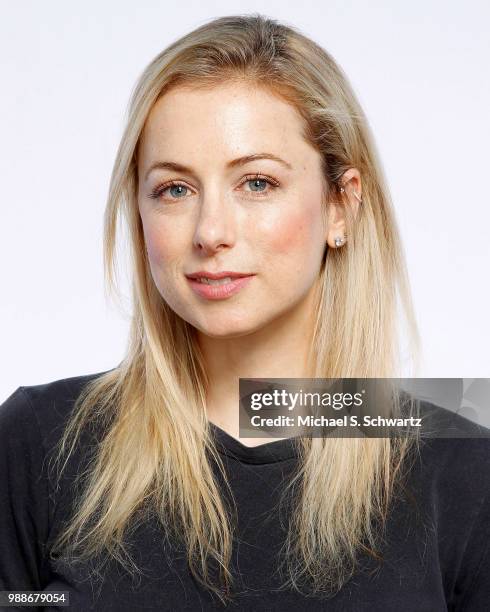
[[192, 317, 262, 339]]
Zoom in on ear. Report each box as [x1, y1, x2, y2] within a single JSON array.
[[325, 168, 362, 248]]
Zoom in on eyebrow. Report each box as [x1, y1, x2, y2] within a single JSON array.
[[143, 153, 293, 182]]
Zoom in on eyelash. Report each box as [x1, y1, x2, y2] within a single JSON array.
[[148, 173, 280, 202]]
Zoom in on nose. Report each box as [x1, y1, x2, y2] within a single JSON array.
[[192, 187, 236, 255]]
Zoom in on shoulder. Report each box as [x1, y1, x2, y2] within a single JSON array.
[[416, 398, 490, 481], [400, 398, 490, 565], [417, 433, 490, 524], [0, 371, 113, 589], [0, 369, 115, 451], [409, 401, 490, 607], [413, 399, 490, 501]]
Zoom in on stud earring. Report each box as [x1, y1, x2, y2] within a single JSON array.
[[340, 185, 362, 203], [334, 236, 344, 247]]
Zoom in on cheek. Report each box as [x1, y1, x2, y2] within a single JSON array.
[[269, 215, 307, 254], [142, 219, 184, 266], [141, 220, 186, 303], [265, 204, 324, 257]]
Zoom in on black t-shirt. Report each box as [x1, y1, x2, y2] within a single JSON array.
[[0, 371, 489, 611]]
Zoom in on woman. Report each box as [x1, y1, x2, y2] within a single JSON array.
[[1, 13, 488, 611]]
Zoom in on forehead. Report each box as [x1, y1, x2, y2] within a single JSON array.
[[138, 82, 316, 167]]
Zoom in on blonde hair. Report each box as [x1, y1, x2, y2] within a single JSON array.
[[49, 13, 422, 603]]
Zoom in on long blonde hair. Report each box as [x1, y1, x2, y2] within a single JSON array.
[[49, 13, 421, 603]]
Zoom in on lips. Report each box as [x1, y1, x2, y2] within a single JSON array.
[[185, 271, 255, 300], [185, 270, 253, 280]]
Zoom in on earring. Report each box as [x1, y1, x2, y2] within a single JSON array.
[[334, 236, 344, 247], [340, 185, 362, 203]]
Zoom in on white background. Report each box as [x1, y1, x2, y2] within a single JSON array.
[[1, 0, 489, 400]]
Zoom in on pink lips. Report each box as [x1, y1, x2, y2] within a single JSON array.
[[185, 272, 255, 300]]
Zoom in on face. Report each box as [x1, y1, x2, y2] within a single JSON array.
[[137, 82, 329, 338]]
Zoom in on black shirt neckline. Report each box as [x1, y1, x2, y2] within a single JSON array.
[[208, 421, 299, 464]]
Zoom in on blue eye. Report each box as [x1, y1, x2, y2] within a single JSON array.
[[247, 178, 268, 192], [241, 174, 280, 197], [149, 183, 189, 200], [167, 184, 188, 198]]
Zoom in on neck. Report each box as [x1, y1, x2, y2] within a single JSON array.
[[197, 283, 319, 444]]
